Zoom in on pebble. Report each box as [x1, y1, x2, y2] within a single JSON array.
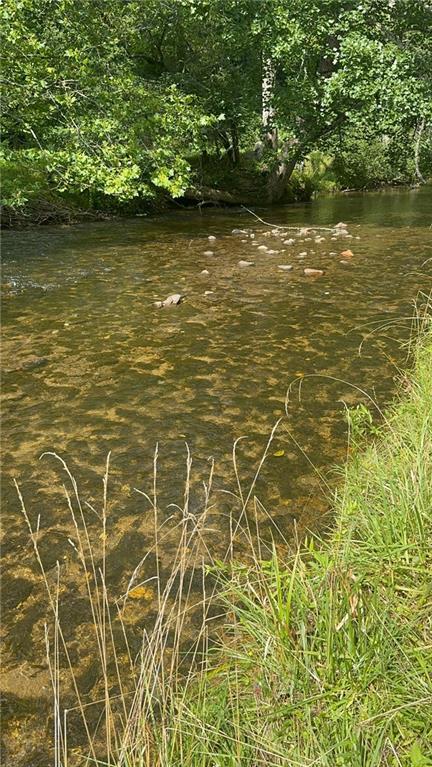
[[154, 293, 183, 308], [277, 264, 293, 271], [304, 268, 324, 277]]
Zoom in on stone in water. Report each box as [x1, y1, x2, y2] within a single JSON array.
[[304, 268, 324, 277], [154, 293, 183, 308]]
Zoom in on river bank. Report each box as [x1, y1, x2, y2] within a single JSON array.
[[139, 304, 432, 766], [2, 155, 427, 230]]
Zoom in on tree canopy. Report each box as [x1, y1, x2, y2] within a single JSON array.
[[1, 0, 431, 214]]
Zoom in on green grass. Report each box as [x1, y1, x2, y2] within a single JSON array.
[[142, 318, 432, 766]]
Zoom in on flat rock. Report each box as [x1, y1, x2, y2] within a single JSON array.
[[304, 268, 324, 277], [277, 264, 293, 271], [238, 260, 254, 267], [203, 250, 215, 256], [257, 245, 268, 251], [154, 293, 183, 308], [204, 290, 214, 295], [299, 251, 308, 256]]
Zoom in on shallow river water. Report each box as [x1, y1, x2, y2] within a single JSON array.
[[1, 187, 431, 764]]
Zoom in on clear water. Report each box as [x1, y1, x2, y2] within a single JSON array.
[[1, 187, 431, 764]]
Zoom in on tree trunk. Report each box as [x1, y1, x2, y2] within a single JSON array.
[[262, 58, 278, 150], [414, 117, 426, 184], [230, 121, 240, 166]]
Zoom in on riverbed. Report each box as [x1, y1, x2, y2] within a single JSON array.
[[1, 187, 431, 764]]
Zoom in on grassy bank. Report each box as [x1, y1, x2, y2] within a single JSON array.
[[139, 317, 432, 766]]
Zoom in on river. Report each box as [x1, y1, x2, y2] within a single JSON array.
[[1, 187, 431, 764]]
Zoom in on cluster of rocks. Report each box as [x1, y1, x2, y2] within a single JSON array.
[[155, 221, 358, 307]]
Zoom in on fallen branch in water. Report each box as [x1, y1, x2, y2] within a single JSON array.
[[240, 205, 335, 231]]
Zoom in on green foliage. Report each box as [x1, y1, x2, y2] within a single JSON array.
[[1, 0, 432, 218]]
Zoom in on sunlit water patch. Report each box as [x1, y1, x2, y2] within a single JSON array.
[[1, 187, 431, 764]]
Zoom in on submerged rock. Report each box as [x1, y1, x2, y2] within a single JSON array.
[[304, 268, 324, 277], [154, 293, 183, 308]]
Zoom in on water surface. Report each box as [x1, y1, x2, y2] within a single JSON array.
[[1, 187, 431, 764]]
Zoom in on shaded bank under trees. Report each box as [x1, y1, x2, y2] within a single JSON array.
[[1, 0, 432, 223]]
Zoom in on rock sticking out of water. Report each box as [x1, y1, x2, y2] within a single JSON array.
[[277, 264, 293, 271], [232, 228, 247, 235], [208, 235, 216, 242], [200, 269, 210, 275], [283, 238, 295, 245], [304, 268, 324, 277], [154, 293, 183, 308], [340, 249, 354, 258], [257, 245, 268, 252], [203, 250, 215, 256], [238, 260, 254, 267], [334, 222, 348, 229]]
